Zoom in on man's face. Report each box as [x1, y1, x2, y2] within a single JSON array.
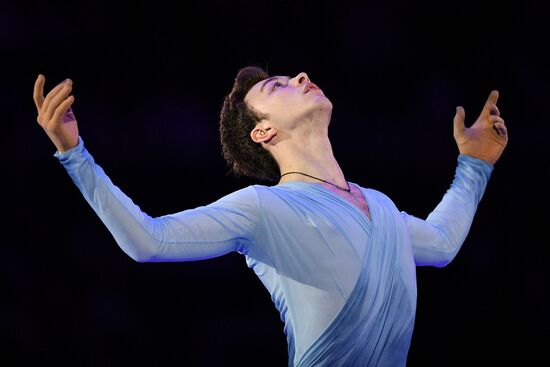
[[244, 72, 333, 134]]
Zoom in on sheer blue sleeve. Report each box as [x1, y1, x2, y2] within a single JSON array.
[[54, 137, 259, 263], [400, 155, 493, 267]]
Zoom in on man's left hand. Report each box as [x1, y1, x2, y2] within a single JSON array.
[[453, 90, 508, 164]]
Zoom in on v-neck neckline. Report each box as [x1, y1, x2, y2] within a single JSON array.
[[275, 181, 374, 227]]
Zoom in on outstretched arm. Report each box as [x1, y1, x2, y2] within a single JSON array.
[[34, 75, 259, 262], [402, 155, 492, 267], [403, 90, 507, 267]]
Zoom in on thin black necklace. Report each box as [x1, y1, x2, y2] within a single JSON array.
[[280, 171, 351, 192]]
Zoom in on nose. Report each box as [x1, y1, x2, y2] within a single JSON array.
[[292, 72, 310, 86]]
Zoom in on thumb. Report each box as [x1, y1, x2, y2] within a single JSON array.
[[453, 106, 466, 138], [484, 89, 499, 108]]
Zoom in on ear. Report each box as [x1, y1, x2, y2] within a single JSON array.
[[250, 122, 278, 145]]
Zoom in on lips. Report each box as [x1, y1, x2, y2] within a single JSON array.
[[304, 82, 320, 94]]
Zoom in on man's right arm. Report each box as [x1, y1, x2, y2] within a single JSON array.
[[55, 137, 259, 262], [33, 74, 259, 262]]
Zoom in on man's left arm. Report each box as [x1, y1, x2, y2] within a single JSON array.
[[403, 90, 508, 267]]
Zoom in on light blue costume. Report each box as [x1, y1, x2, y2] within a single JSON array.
[[55, 137, 493, 366]]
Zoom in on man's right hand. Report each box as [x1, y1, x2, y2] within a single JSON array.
[[33, 74, 79, 153]]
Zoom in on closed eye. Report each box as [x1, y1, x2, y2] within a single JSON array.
[[271, 77, 290, 93], [272, 81, 284, 91]]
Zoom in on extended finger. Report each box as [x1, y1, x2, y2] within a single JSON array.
[[483, 90, 499, 114], [33, 74, 45, 111], [52, 95, 75, 124], [45, 81, 73, 120], [488, 103, 500, 116], [41, 79, 72, 116], [453, 106, 466, 137]]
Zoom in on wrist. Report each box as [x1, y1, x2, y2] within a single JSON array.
[[459, 153, 495, 165], [54, 136, 83, 158], [51, 136, 79, 153]]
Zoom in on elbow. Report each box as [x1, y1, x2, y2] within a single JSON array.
[[433, 250, 459, 268], [120, 243, 159, 263], [433, 236, 462, 268], [432, 224, 464, 267], [112, 222, 165, 263], [415, 233, 462, 268], [132, 252, 154, 263], [414, 247, 459, 267]]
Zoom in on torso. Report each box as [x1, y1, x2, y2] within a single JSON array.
[[320, 182, 371, 220]]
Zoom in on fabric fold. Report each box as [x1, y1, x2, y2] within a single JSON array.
[[295, 189, 416, 367]]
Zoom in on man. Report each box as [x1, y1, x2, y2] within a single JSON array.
[[33, 66, 507, 366]]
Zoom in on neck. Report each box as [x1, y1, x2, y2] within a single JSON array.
[[273, 132, 346, 188]]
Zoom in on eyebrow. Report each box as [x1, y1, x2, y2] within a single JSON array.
[[260, 76, 290, 93]]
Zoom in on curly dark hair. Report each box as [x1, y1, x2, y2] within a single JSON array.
[[219, 66, 280, 183]]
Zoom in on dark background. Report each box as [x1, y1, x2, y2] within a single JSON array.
[[3, 0, 549, 365]]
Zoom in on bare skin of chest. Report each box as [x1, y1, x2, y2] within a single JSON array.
[[320, 182, 371, 220]]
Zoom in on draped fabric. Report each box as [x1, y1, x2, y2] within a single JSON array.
[[245, 182, 385, 364], [55, 137, 492, 367], [294, 188, 416, 367], [246, 182, 416, 366]]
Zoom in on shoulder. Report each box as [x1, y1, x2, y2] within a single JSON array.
[[215, 185, 259, 203]]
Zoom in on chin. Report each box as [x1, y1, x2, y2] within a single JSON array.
[[318, 96, 333, 112], [311, 100, 333, 123]]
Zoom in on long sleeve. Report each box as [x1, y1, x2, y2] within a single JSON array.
[[54, 137, 259, 263], [400, 154, 494, 267]]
